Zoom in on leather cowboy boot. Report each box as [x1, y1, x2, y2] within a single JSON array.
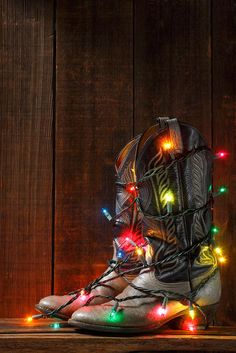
[[35, 134, 146, 320], [69, 118, 221, 332]]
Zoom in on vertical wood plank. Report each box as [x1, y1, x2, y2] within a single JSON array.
[[134, 0, 212, 143], [55, 1, 133, 293], [212, 0, 236, 325], [0, 0, 54, 317]]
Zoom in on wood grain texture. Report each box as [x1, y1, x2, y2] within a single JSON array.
[[134, 0, 212, 143], [1, 320, 236, 353], [0, 0, 54, 317], [55, 0, 133, 294], [212, 0, 236, 325]]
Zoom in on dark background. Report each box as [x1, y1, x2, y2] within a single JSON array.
[[0, 0, 235, 325]]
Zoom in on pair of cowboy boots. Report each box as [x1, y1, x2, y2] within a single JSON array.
[[36, 118, 221, 333]]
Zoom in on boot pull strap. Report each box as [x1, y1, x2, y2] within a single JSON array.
[[156, 117, 183, 154]]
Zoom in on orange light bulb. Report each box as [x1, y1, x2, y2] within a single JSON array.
[[26, 317, 33, 323], [219, 256, 226, 264], [162, 140, 173, 151]]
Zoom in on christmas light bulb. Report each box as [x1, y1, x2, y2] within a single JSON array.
[[125, 237, 136, 247], [211, 226, 219, 234], [164, 191, 175, 203], [157, 306, 167, 317], [219, 186, 228, 194], [162, 139, 173, 151], [136, 247, 143, 256], [157, 297, 168, 317], [214, 247, 222, 256], [102, 208, 112, 221], [163, 191, 174, 213], [117, 250, 125, 259], [26, 317, 33, 323], [219, 256, 226, 263], [215, 151, 228, 159], [51, 323, 60, 329], [189, 304, 195, 320]]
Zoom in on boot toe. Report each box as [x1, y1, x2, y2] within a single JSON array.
[[36, 295, 78, 319]]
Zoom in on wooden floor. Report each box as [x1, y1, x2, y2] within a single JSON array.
[[0, 320, 236, 353]]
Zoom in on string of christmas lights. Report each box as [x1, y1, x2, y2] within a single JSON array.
[[26, 134, 228, 333]]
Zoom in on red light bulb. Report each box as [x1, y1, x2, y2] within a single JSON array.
[[216, 150, 228, 159], [127, 185, 136, 193]]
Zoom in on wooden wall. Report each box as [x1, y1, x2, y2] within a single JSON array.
[[0, 0, 235, 325]]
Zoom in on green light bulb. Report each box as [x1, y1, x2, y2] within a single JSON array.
[[219, 186, 228, 193], [212, 226, 219, 234], [51, 323, 60, 329], [107, 309, 124, 323]]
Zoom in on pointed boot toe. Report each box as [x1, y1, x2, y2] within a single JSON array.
[[35, 295, 83, 319]]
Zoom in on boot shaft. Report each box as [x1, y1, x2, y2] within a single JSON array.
[[115, 118, 217, 283]]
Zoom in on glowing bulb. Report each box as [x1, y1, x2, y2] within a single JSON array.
[[212, 226, 219, 234], [102, 208, 112, 221], [189, 306, 195, 320], [219, 186, 228, 194], [219, 256, 226, 263], [162, 140, 173, 151], [136, 247, 143, 256], [52, 323, 60, 329], [117, 250, 125, 259], [26, 317, 33, 323], [127, 185, 136, 193], [157, 297, 168, 317], [214, 247, 222, 256], [215, 151, 228, 159], [157, 306, 167, 317], [164, 191, 174, 203]]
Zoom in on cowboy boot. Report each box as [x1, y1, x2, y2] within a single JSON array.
[[69, 117, 221, 332], [35, 134, 146, 319]]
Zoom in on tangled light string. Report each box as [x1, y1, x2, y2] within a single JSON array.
[[27, 134, 228, 332]]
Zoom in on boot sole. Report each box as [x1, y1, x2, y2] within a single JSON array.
[[68, 303, 218, 333], [35, 304, 69, 320]]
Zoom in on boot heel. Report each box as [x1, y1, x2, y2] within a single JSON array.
[[196, 303, 219, 329], [165, 303, 219, 331]]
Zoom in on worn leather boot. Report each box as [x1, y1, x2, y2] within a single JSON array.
[[35, 135, 146, 319], [69, 118, 221, 332]]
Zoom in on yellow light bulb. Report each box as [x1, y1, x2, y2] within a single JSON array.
[[136, 247, 143, 256], [27, 317, 33, 323], [189, 308, 195, 320], [164, 191, 175, 203], [214, 247, 222, 256]]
